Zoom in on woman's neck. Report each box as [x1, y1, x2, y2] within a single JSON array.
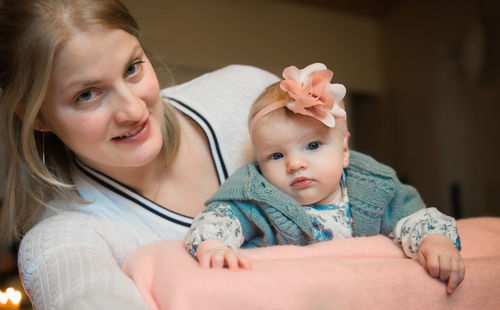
[[115, 113, 201, 198], [149, 112, 219, 216], [78, 111, 219, 216]]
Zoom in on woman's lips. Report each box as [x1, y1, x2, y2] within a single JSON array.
[[112, 119, 150, 143], [291, 176, 314, 189]]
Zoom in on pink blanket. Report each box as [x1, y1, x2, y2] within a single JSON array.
[[122, 217, 500, 309]]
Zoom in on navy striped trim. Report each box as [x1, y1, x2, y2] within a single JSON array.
[[74, 159, 192, 227], [167, 97, 228, 183]]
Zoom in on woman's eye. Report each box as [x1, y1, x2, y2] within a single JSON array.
[[126, 60, 145, 76], [271, 153, 283, 160], [76, 89, 100, 103], [306, 142, 320, 150]]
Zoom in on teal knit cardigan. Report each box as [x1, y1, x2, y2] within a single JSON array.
[[205, 150, 425, 248]]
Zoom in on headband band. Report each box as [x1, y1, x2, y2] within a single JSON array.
[[249, 100, 287, 132], [249, 63, 350, 138]]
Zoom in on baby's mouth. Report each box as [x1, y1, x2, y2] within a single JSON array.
[[291, 176, 314, 188]]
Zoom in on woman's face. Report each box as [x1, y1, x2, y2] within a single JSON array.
[[40, 28, 164, 173]]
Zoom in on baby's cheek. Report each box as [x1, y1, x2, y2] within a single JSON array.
[[261, 166, 287, 191]]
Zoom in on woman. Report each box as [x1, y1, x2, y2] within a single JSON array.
[[0, 0, 276, 308]]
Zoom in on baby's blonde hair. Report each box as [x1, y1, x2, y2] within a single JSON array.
[[248, 82, 290, 129]]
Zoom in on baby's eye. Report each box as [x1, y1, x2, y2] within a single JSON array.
[[271, 153, 283, 160], [306, 142, 320, 150]]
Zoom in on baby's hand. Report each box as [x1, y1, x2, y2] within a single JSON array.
[[196, 239, 252, 270], [417, 234, 465, 294]]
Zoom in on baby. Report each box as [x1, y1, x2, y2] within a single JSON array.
[[185, 63, 464, 293]]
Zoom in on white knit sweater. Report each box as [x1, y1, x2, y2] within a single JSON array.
[[17, 65, 279, 310]]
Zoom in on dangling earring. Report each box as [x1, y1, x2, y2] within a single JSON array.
[[42, 130, 45, 164]]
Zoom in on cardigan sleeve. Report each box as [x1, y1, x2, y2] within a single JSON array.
[[391, 207, 461, 258], [380, 175, 426, 235], [346, 150, 426, 236], [184, 203, 245, 257]]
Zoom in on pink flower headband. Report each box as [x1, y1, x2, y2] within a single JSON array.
[[250, 63, 349, 137]]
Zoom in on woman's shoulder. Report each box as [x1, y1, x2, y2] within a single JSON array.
[[161, 65, 279, 175], [161, 64, 279, 103], [161, 64, 279, 125]]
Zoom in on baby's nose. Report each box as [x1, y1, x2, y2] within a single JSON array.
[[287, 156, 306, 173]]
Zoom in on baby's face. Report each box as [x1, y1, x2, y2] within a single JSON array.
[[252, 113, 349, 206]]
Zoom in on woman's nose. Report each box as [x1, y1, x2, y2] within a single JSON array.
[[112, 83, 144, 123]]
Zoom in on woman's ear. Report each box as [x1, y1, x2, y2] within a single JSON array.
[[15, 102, 47, 131], [32, 118, 46, 132], [342, 136, 349, 168]]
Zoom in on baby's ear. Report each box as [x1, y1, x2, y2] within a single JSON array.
[[342, 136, 349, 168]]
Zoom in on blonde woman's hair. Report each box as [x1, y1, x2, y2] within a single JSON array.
[[0, 0, 180, 247]]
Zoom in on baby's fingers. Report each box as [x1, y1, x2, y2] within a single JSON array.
[[225, 253, 253, 270], [446, 259, 466, 294], [425, 254, 441, 278], [238, 255, 253, 270], [225, 252, 240, 270], [197, 253, 211, 268], [438, 256, 451, 282], [211, 253, 225, 269]]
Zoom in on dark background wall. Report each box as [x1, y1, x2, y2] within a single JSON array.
[[121, 0, 500, 218], [1, 0, 498, 222]]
